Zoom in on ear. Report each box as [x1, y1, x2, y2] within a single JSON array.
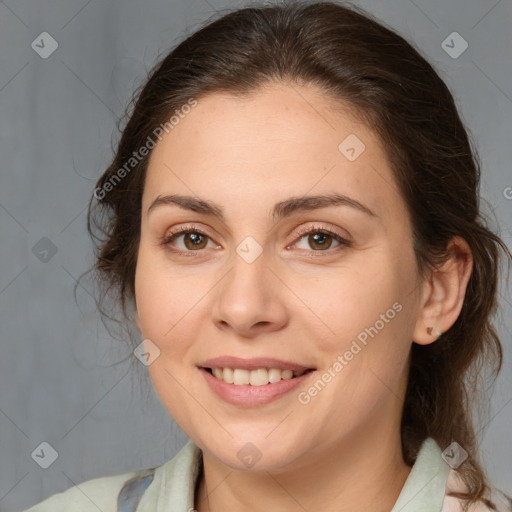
[[413, 236, 473, 345]]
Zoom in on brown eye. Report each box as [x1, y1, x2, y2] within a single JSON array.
[[307, 232, 334, 250], [182, 232, 208, 250], [292, 228, 349, 252], [162, 229, 216, 252]]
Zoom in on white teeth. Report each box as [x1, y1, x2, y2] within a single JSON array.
[[233, 369, 250, 385], [209, 367, 308, 385], [249, 368, 268, 386], [223, 367, 234, 384], [268, 368, 282, 383]]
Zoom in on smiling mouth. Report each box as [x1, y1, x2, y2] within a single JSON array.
[[203, 367, 314, 386]]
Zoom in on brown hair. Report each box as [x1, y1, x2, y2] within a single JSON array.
[[86, 1, 511, 508]]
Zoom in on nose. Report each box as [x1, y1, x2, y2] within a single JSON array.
[[212, 250, 289, 338]]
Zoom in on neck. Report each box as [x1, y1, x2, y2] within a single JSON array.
[[194, 426, 411, 512]]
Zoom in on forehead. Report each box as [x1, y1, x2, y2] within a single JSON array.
[[143, 82, 405, 223]]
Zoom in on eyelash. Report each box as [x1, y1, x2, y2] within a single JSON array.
[[160, 223, 351, 257]]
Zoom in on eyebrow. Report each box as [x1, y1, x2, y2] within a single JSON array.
[[147, 193, 376, 221]]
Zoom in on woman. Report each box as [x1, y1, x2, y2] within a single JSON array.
[[25, 1, 511, 511]]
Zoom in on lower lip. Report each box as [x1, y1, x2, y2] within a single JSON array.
[[199, 368, 313, 407]]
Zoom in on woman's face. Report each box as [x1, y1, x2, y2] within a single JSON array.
[[135, 82, 425, 471]]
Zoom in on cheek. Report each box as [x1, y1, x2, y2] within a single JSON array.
[[304, 262, 404, 339], [134, 248, 203, 338], [301, 257, 415, 406]]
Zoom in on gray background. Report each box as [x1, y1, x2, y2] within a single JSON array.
[[0, 0, 511, 510]]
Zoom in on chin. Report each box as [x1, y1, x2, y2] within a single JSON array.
[[201, 434, 307, 473]]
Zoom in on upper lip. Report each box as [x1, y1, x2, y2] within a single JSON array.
[[199, 356, 314, 372]]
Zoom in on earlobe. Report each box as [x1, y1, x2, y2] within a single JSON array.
[[412, 236, 473, 346]]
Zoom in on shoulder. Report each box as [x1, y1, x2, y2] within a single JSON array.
[[22, 468, 154, 512], [442, 468, 512, 512], [22, 440, 202, 512]]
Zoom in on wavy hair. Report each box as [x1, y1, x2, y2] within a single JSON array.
[[86, 2, 511, 508]]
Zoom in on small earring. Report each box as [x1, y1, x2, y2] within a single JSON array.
[[427, 326, 443, 340]]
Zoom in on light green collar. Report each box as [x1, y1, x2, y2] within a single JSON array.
[[391, 438, 449, 512], [138, 437, 448, 511]]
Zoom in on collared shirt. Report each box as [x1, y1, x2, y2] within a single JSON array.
[[24, 437, 512, 512]]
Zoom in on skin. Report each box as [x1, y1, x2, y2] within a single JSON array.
[[134, 81, 473, 512]]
